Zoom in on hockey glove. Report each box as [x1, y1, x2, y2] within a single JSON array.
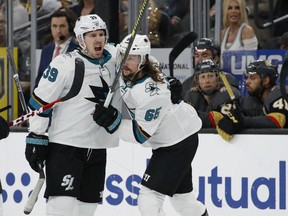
[[0, 116, 9, 140], [25, 132, 49, 173], [216, 109, 243, 141], [167, 77, 183, 104], [93, 102, 122, 134], [86, 76, 109, 103]]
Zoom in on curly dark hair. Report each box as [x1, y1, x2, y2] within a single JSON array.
[[129, 57, 164, 86]]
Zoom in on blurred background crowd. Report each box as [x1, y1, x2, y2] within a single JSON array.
[[0, 0, 288, 129]]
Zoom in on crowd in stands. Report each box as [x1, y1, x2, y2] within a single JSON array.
[[1, 0, 287, 133]]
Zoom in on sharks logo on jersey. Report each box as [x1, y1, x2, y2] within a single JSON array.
[[145, 81, 160, 96]]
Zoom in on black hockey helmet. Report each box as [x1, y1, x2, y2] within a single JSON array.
[[194, 59, 221, 95], [246, 60, 278, 85], [194, 59, 220, 74], [194, 38, 221, 57]]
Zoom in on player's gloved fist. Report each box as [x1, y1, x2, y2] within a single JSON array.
[[167, 77, 183, 104], [216, 109, 243, 141], [93, 101, 122, 134], [86, 76, 110, 103], [25, 132, 49, 173], [0, 116, 9, 140]]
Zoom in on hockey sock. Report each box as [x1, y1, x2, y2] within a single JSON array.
[[170, 192, 206, 216], [46, 196, 76, 216], [138, 186, 166, 216]]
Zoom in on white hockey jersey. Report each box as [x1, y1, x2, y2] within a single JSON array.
[[118, 75, 202, 150], [29, 44, 120, 149]]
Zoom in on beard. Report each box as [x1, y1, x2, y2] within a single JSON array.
[[247, 85, 264, 98]]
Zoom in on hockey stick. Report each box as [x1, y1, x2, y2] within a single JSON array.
[[104, 0, 149, 107], [0, 105, 12, 113], [7, 47, 29, 114], [23, 164, 45, 215], [7, 47, 43, 214], [9, 58, 85, 127], [22, 57, 84, 215], [219, 71, 236, 100], [169, 31, 198, 77], [280, 55, 288, 102]]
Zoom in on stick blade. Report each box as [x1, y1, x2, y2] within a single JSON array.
[[169, 31, 198, 77]]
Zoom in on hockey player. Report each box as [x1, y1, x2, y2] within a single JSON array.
[[25, 14, 120, 216], [0, 116, 9, 216], [184, 59, 243, 141], [181, 38, 221, 97], [181, 37, 238, 98], [92, 34, 209, 216], [241, 60, 288, 128]]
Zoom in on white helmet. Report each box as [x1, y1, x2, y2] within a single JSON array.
[[74, 14, 108, 49], [118, 34, 151, 67]]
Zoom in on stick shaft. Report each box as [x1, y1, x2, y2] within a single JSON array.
[[23, 167, 45, 215], [7, 47, 29, 114], [8, 99, 60, 126], [169, 32, 198, 77], [219, 71, 235, 100], [0, 105, 12, 113], [104, 0, 149, 107]]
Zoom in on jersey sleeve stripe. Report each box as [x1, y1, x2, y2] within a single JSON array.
[[132, 119, 150, 144], [28, 93, 52, 117]]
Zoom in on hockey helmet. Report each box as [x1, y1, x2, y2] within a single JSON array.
[[194, 59, 220, 95], [74, 14, 108, 49], [246, 60, 278, 85], [194, 38, 221, 57], [194, 59, 220, 75], [117, 34, 151, 69]]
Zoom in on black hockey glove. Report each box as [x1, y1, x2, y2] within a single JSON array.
[[93, 102, 122, 134], [167, 77, 183, 104], [0, 116, 9, 140], [216, 108, 243, 141], [86, 76, 109, 103], [25, 132, 49, 173]]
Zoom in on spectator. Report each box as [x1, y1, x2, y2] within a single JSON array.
[[241, 60, 288, 128], [69, 0, 109, 22], [0, 0, 30, 51], [221, 0, 258, 63], [93, 33, 209, 216], [0, 12, 5, 47], [69, 0, 110, 41], [181, 37, 238, 97], [35, 0, 62, 17], [245, 0, 277, 49], [167, 0, 190, 46], [280, 32, 288, 49], [273, 0, 288, 37], [167, 0, 189, 25], [119, 0, 128, 41], [12, 0, 29, 28], [34, 8, 78, 88], [0, 115, 9, 216], [0, 0, 29, 27], [25, 14, 120, 216], [184, 59, 243, 141]]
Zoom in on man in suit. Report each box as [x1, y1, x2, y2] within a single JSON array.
[[35, 8, 78, 88]]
